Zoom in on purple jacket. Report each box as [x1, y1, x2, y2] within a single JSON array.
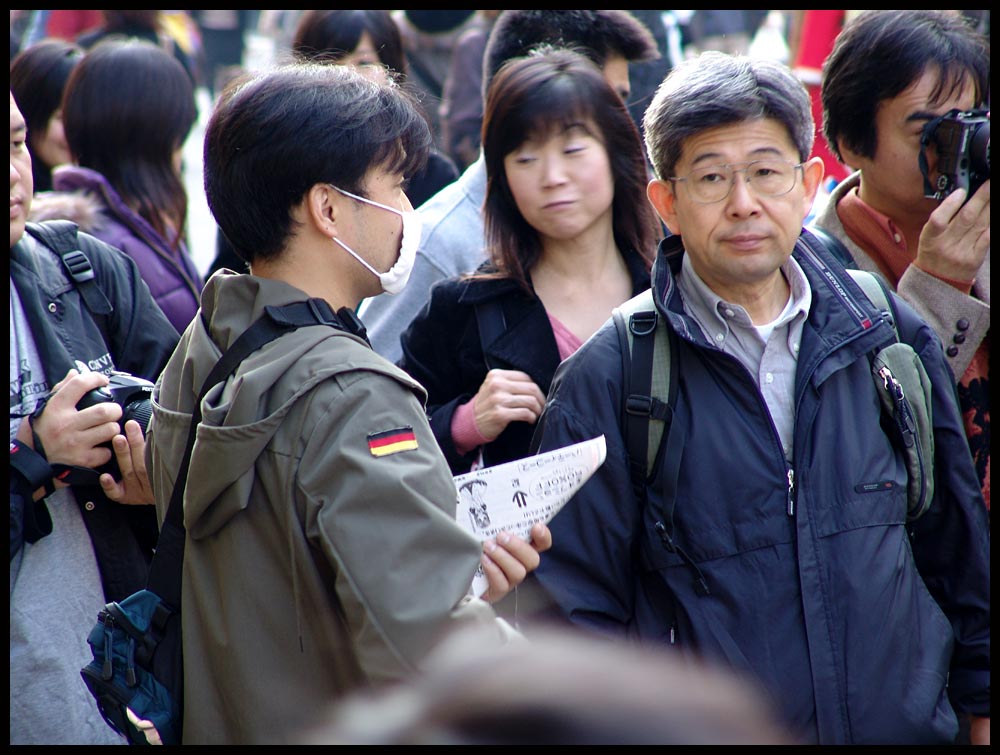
[[50, 165, 203, 333]]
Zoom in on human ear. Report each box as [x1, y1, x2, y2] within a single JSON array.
[[799, 157, 825, 221], [647, 179, 681, 236], [306, 183, 347, 239]]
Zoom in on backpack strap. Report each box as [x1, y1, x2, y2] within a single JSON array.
[[145, 298, 352, 606], [25, 220, 113, 317], [844, 269, 935, 521], [613, 291, 709, 596], [613, 290, 673, 493]]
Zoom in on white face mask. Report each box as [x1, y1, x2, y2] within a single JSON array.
[[328, 184, 422, 295]]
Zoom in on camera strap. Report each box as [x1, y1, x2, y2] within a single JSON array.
[[49, 462, 103, 487], [146, 298, 354, 603]]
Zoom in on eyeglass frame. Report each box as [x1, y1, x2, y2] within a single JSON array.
[[666, 159, 807, 204]]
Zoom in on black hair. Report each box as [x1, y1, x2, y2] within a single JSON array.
[[821, 10, 990, 164], [482, 10, 659, 96], [62, 37, 196, 251], [9, 39, 84, 192], [204, 64, 431, 263], [292, 10, 407, 77]]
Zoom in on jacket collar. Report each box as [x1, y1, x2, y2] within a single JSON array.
[[652, 232, 897, 357]]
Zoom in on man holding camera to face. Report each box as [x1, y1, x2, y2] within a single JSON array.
[[10, 90, 180, 744], [814, 10, 990, 513]]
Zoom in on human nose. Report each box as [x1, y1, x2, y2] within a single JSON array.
[[540, 153, 568, 187], [723, 168, 760, 213]]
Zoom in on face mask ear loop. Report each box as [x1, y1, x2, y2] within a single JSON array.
[[332, 235, 380, 278]]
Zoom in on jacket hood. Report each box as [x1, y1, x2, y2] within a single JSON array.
[[152, 271, 414, 538]]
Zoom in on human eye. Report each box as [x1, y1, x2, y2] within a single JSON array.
[[510, 148, 537, 165], [695, 166, 728, 185]]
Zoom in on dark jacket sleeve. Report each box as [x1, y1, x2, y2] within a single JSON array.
[[9, 475, 54, 561], [524, 324, 645, 634], [893, 291, 991, 716], [397, 280, 482, 474]]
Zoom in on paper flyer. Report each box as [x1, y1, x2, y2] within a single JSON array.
[[454, 435, 606, 597]]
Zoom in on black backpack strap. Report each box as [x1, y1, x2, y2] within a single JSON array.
[[475, 299, 507, 370], [26, 220, 113, 317], [614, 294, 709, 597], [145, 298, 347, 605]]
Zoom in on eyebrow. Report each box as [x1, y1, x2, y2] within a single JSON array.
[[688, 146, 784, 168], [905, 110, 943, 126]]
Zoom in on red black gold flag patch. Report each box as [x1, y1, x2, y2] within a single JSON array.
[[367, 426, 419, 457]]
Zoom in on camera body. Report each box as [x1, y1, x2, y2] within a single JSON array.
[[76, 371, 155, 479], [921, 108, 990, 200]]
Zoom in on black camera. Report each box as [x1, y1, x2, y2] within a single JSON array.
[[920, 108, 990, 200], [76, 371, 155, 479]]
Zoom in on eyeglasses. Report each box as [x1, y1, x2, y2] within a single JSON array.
[[668, 159, 805, 204]]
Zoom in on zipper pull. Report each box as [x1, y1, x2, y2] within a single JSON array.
[[786, 468, 796, 516], [101, 614, 115, 680], [126, 636, 137, 687], [878, 366, 916, 448]]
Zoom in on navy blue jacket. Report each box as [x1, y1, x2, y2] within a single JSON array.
[[528, 233, 990, 744], [10, 224, 179, 601]]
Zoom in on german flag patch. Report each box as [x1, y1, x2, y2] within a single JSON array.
[[367, 426, 419, 457]]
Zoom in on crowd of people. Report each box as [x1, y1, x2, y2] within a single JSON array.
[[9, 9, 990, 747]]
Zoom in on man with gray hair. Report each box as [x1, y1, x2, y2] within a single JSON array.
[[523, 52, 990, 745]]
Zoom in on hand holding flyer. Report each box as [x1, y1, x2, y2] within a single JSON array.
[[453, 436, 607, 596]]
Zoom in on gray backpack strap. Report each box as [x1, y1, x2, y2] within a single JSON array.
[[848, 269, 935, 520]]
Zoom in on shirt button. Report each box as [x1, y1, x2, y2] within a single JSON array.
[[956, 318, 970, 331], [724, 308, 735, 318], [946, 345, 959, 357], [715, 333, 725, 343], [765, 372, 774, 384], [84, 501, 96, 511], [893, 233, 902, 244], [953, 332, 966, 344], [48, 303, 57, 313]]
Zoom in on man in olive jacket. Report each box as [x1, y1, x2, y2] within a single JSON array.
[[145, 64, 551, 744]]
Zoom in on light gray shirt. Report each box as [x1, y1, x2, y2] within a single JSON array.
[[677, 254, 812, 460]]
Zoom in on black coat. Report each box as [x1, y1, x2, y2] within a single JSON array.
[[398, 250, 650, 474], [10, 224, 178, 600]]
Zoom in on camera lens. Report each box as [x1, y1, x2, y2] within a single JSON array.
[[122, 398, 153, 436], [970, 119, 990, 175]]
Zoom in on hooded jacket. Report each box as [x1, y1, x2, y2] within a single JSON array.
[[146, 271, 514, 744], [527, 233, 990, 744]]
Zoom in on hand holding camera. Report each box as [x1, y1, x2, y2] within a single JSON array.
[[74, 371, 155, 482], [21, 369, 123, 475], [22, 369, 156, 503]]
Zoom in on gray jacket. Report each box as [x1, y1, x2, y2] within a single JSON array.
[[147, 271, 513, 744]]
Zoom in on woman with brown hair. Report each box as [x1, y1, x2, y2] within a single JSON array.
[[398, 46, 661, 474]]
